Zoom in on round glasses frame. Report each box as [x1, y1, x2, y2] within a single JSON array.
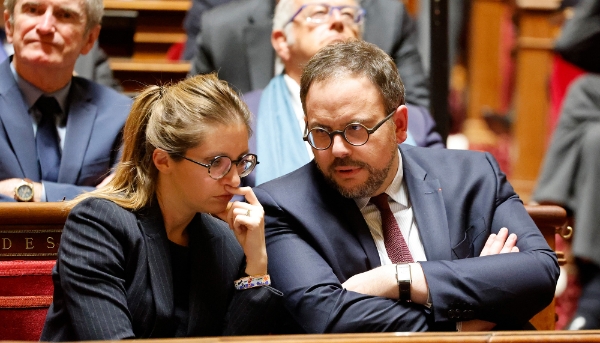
[[303, 111, 395, 150], [173, 153, 259, 180], [285, 3, 366, 26]]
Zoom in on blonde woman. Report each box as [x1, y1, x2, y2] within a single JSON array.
[[41, 74, 283, 340]]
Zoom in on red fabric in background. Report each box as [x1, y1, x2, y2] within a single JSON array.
[[549, 55, 586, 140], [0, 260, 55, 341], [167, 41, 185, 61]]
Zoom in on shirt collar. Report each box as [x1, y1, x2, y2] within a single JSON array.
[[10, 60, 71, 121], [354, 151, 404, 210], [283, 73, 301, 106]]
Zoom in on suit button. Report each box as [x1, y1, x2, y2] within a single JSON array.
[[455, 309, 463, 319], [448, 309, 456, 318]]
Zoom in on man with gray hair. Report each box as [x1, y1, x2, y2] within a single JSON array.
[[189, 0, 429, 107], [255, 40, 558, 332], [246, 0, 443, 185], [0, 0, 131, 202]]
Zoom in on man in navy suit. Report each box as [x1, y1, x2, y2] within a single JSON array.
[[0, 0, 131, 202], [254, 40, 559, 332]]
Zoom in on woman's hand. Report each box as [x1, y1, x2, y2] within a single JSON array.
[[216, 185, 267, 276]]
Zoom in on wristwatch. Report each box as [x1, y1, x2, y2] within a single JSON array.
[[14, 179, 34, 202], [395, 263, 412, 302]]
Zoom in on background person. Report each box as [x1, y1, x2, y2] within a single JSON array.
[[41, 74, 284, 340], [0, 0, 131, 202], [188, 0, 430, 110]]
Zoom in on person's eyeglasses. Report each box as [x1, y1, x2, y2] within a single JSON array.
[[173, 153, 259, 180], [286, 3, 366, 26], [303, 111, 395, 150]]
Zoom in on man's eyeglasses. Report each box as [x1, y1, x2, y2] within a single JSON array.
[[173, 153, 259, 180], [303, 111, 395, 150], [286, 3, 366, 26]]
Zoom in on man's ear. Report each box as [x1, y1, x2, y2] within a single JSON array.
[[80, 25, 101, 55], [271, 30, 291, 62], [393, 105, 409, 144], [153, 148, 172, 174], [4, 10, 13, 43]]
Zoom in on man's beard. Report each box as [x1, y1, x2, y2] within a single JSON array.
[[317, 148, 397, 199]]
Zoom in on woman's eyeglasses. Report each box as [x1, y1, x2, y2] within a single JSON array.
[[173, 153, 259, 180]]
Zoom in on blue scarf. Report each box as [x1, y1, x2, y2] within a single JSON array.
[[255, 75, 310, 185]]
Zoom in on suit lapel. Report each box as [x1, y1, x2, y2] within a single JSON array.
[[313, 163, 381, 270], [0, 60, 40, 179], [244, 4, 275, 90], [59, 80, 97, 183], [401, 147, 452, 261], [336, 194, 381, 268], [138, 203, 174, 337]]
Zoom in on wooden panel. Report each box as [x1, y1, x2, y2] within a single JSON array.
[[110, 58, 190, 72], [0, 203, 70, 260], [100, 0, 191, 92], [464, 0, 507, 146], [0, 203, 70, 225], [134, 32, 187, 44], [103, 0, 191, 11], [110, 59, 190, 94]]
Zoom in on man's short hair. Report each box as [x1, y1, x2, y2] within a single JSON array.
[[4, 0, 103, 32], [300, 39, 405, 115]]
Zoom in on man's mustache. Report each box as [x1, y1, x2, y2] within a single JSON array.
[[329, 157, 369, 170]]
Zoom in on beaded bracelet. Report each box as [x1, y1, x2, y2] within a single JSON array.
[[234, 274, 271, 290]]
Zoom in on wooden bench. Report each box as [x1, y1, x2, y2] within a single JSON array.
[[131, 330, 600, 342], [0, 202, 567, 336]]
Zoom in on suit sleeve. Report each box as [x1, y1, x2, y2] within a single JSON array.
[[256, 188, 454, 333], [43, 182, 94, 201], [391, 4, 430, 109], [189, 10, 216, 76], [406, 104, 444, 148], [223, 285, 295, 335], [56, 198, 136, 339], [421, 153, 559, 327], [219, 217, 290, 335]]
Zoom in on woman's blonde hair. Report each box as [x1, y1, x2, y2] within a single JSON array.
[[74, 73, 252, 210]]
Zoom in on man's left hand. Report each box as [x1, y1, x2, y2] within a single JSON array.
[[480, 227, 519, 256]]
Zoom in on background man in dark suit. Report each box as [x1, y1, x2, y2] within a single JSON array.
[[0, 0, 131, 202], [188, 0, 429, 109], [243, 0, 442, 186], [254, 40, 559, 332]]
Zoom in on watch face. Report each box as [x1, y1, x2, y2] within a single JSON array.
[[397, 265, 411, 281], [16, 184, 33, 201]]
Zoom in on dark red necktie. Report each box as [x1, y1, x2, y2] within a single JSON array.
[[371, 193, 414, 263]]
